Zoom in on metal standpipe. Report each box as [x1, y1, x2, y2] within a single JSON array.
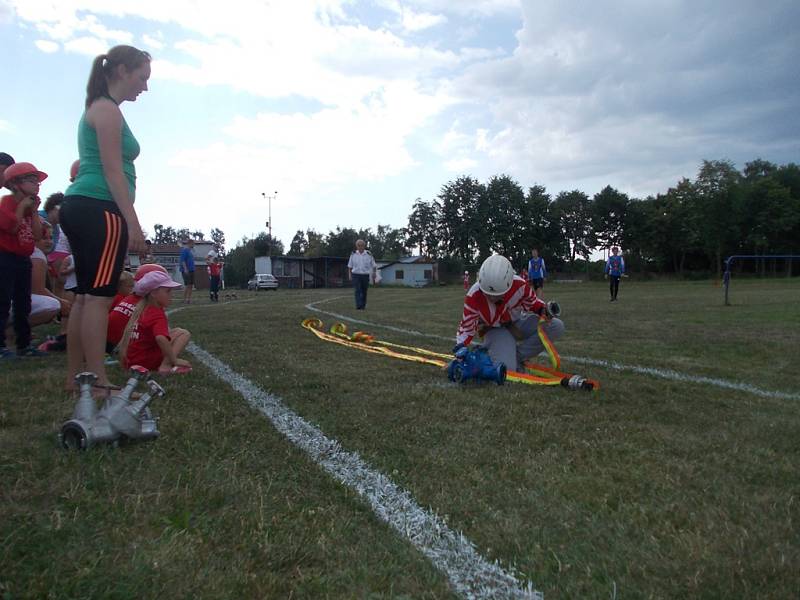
[[60, 367, 166, 450]]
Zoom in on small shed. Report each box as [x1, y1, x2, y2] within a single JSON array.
[[377, 256, 438, 287]]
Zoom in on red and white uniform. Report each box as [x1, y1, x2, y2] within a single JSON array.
[[456, 276, 546, 346], [107, 293, 140, 346]]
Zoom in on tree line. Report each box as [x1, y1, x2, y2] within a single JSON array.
[[180, 157, 800, 286], [405, 158, 800, 278]]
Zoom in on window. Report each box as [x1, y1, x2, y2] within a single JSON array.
[[424, 269, 432, 280], [395, 270, 404, 280]]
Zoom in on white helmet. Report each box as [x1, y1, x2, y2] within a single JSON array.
[[478, 254, 514, 295]]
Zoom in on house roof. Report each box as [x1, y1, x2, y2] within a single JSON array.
[[377, 256, 437, 269]]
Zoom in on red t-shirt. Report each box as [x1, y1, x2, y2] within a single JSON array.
[[107, 294, 141, 346], [110, 293, 126, 310], [123, 305, 170, 371], [208, 262, 222, 277], [0, 194, 38, 256]]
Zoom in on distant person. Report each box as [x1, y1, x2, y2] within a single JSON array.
[[180, 239, 195, 304], [0, 161, 46, 359], [0, 152, 14, 189], [207, 254, 223, 302], [463, 270, 470, 291], [604, 246, 625, 301], [527, 248, 547, 292], [455, 254, 563, 373], [60, 44, 150, 392], [347, 239, 376, 310]]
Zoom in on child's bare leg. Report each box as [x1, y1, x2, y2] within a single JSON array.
[[158, 328, 191, 369]]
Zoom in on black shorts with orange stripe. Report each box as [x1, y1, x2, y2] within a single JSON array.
[[60, 195, 129, 297]]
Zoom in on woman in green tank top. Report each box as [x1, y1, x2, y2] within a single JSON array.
[[60, 45, 151, 392]]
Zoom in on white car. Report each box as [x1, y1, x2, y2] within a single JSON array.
[[248, 273, 279, 291]]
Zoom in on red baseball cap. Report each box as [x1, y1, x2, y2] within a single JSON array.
[[134, 263, 168, 281], [3, 162, 48, 184]]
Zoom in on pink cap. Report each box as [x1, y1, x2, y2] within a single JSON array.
[[134, 271, 181, 296]]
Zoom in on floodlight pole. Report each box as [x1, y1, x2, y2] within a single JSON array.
[[262, 191, 278, 254]]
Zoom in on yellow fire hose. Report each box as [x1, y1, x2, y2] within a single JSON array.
[[302, 318, 600, 390]]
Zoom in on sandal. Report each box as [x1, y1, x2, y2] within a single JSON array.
[[158, 365, 192, 375]]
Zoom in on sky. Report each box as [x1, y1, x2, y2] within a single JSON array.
[[2, 0, 798, 252]]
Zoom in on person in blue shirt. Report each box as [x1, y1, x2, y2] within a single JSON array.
[[604, 246, 625, 301], [527, 248, 547, 292], [179, 239, 195, 304]]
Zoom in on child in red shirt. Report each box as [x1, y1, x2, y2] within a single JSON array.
[[118, 270, 192, 374], [0, 162, 46, 358], [107, 264, 167, 351]]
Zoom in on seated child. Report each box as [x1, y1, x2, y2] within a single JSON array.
[[40, 252, 79, 351], [118, 270, 192, 374], [107, 264, 166, 352], [25, 221, 71, 351], [111, 270, 134, 310]]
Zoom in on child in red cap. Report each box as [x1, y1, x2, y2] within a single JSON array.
[[106, 264, 166, 351], [0, 162, 47, 358], [118, 270, 192, 374]]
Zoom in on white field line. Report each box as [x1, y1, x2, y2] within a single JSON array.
[[305, 297, 800, 401], [186, 341, 542, 600]]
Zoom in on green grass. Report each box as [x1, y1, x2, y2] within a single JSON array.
[[2, 279, 799, 598]]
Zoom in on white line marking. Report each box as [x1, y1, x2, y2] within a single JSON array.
[[187, 341, 543, 600], [305, 297, 800, 401]]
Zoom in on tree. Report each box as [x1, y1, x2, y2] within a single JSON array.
[[323, 227, 360, 257], [485, 174, 527, 268], [406, 199, 441, 258], [552, 190, 594, 266], [437, 176, 486, 261], [191, 230, 205, 241], [694, 160, 743, 277], [210, 228, 226, 255], [592, 185, 629, 249], [152, 224, 178, 245], [288, 230, 307, 256], [368, 224, 408, 259]]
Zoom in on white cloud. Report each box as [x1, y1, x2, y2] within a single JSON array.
[[64, 35, 110, 57], [142, 33, 164, 50], [34, 39, 59, 52], [401, 9, 446, 32]]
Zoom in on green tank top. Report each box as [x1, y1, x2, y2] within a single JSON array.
[[65, 110, 140, 202]]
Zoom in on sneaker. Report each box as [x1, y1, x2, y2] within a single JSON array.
[[0, 348, 19, 361], [104, 355, 119, 366], [17, 346, 48, 357]]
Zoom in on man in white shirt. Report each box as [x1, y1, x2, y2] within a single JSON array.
[[347, 239, 377, 310]]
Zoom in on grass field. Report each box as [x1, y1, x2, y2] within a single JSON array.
[[2, 278, 799, 599]]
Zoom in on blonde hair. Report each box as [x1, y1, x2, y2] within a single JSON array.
[[117, 295, 149, 362]]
